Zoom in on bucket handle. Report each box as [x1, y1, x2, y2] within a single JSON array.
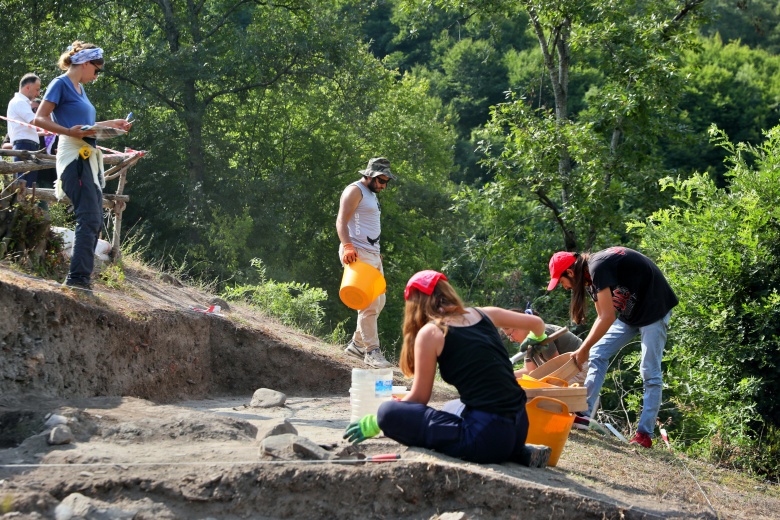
[[539, 376, 569, 387], [527, 396, 570, 415]]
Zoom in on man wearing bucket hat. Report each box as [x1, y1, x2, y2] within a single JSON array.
[[547, 247, 678, 448], [336, 157, 396, 368]]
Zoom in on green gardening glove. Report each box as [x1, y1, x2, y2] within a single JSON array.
[[518, 330, 548, 354], [343, 414, 381, 445]]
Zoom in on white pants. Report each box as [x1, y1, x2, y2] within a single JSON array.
[[339, 245, 385, 350]]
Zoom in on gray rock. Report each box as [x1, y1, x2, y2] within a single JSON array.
[[260, 433, 332, 460], [48, 425, 74, 445], [45, 414, 68, 428], [291, 435, 333, 460], [260, 433, 297, 459], [249, 388, 286, 408], [208, 297, 230, 311], [160, 273, 182, 286], [55, 493, 93, 520], [255, 419, 297, 441], [55, 492, 139, 520]]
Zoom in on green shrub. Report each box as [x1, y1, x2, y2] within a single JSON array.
[[222, 258, 327, 336], [630, 124, 780, 480], [2, 198, 67, 279]]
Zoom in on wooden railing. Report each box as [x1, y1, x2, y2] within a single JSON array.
[[0, 148, 145, 261]]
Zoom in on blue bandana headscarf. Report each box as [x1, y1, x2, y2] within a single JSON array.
[[70, 48, 103, 65]]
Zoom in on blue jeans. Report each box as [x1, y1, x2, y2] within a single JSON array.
[[13, 139, 41, 186], [584, 311, 672, 436], [60, 157, 103, 285], [376, 400, 528, 464]]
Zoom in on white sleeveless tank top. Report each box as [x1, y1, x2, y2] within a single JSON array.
[[347, 181, 381, 253]]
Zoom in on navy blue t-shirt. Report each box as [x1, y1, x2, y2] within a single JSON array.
[[42, 75, 96, 130], [586, 247, 678, 327]]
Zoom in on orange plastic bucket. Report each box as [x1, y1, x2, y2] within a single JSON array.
[[524, 397, 575, 467], [518, 375, 568, 389], [539, 376, 569, 387], [339, 260, 386, 310], [518, 378, 555, 389]]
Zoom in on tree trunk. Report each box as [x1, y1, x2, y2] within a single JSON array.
[[182, 85, 207, 244], [526, 4, 577, 250]]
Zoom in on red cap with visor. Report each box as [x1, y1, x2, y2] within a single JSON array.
[[547, 251, 577, 291], [404, 270, 448, 300]]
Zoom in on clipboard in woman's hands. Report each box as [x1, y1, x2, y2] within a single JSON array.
[[80, 125, 128, 140]]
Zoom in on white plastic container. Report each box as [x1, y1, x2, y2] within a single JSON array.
[[350, 368, 393, 422]]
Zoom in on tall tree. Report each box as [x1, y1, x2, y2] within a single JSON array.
[[110, 1, 359, 240], [406, 0, 706, 252]]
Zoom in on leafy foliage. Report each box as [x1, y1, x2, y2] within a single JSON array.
[[222, 259, 328, 335], [664, 36, 780, 185], [632, 124, 780, 479]]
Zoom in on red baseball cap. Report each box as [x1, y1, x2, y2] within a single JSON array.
[[547, 251, 577, 291], [404, 270, 448, 300]]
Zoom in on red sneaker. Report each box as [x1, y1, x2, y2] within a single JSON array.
[[629, 431, 652, 448], [572, 414, 591, 431]]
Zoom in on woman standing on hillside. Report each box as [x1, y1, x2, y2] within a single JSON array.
[[34, 40, 132, 291], [344, 270, 551, 466], [547, 247, 678, 448]]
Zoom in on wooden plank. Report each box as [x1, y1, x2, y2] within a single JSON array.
[[522, 386, 588, 412]]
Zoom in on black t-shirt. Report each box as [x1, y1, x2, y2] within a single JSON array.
[[586, 247, 679, 327], [438, 309, 526, 415]]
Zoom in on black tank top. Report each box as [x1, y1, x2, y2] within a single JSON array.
[[438, 309, 526, 415]]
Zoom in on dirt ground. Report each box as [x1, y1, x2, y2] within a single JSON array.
[[1, 261, 779, 519]]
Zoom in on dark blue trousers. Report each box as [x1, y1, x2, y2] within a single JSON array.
[[60, 156, 102, 285], [13, 139, 41, 186], [377, 400, 529, 464]]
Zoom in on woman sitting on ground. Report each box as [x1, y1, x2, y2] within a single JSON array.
[[344, 270, 551, 466]]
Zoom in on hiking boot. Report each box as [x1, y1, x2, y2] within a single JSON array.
[[516, 444, 551, 468], [344, 340, 365, 360], [629, 431, 652, 449], [572, 412, 591, 431], [364, 348, 393, 368]]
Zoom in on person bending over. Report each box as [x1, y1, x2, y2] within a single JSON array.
[[547, 247, 678, 448]]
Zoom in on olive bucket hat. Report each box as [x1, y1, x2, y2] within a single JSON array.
[[359, 157, 396, 180]]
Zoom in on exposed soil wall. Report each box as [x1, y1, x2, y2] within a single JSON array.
[[0, 279, 351, 402]]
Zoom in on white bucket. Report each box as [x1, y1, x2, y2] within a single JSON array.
[[350, 368, 393, 422]]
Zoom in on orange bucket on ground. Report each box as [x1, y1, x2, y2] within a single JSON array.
[[524, 396, 575, 467], [339, 260, 386, 310]]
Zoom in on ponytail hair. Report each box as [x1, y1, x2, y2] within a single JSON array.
[[569, 253, 591, 324]]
